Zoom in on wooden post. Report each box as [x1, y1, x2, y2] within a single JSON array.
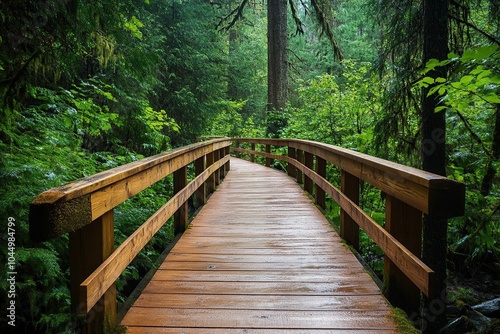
[[214, 149, 221, 186], [195, 155, 206, 208], [304, 152, 314, 196], [219, 148, 226, 179], [174, 166, 188, 234], [296, 149, 303, 184], [235, 142, 240, 158], [206, 151, 216, 193], [250, 143, 255, 162], [69, 210, 116, 334], [287, 147, 297, 178], [340, 170, 360, 250], [265, 144, 272, 167], [315, 156, 326, 209], [224, 146, 230, 176], [384, 195, 423, 315]]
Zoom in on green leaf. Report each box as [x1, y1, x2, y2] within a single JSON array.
[[434, 105, 447, 112], [417, 76, 434, 88], [460, 75, 474, 85], [483, 94, 500, 104], [435, 77, 446, 83]]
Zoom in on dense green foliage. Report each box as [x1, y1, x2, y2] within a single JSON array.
[[1, 0, 499, 332]]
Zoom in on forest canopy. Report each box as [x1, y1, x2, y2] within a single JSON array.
[[1, 0, 499, 333]]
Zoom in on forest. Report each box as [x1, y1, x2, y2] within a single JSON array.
[[1, 0, 499, 333]]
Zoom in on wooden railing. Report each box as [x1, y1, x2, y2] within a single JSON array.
[[232, 138, 465, 314], [29, 138, 231, 333]]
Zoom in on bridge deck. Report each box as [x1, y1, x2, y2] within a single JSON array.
[[120, 158, 399, 333]]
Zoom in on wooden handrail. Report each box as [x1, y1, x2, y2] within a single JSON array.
[[231, 138, 465, 314], [29, 138, 231, 333]]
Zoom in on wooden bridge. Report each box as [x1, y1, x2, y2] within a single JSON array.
[[29, 138, 465, 333]]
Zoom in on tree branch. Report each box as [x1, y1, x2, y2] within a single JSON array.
[[216, 0, 249, 32], [449, 13, 500, 46], [456, 110, 494, 159]]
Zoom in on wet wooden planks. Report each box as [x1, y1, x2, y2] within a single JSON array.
[[121, 158, 399, 333]]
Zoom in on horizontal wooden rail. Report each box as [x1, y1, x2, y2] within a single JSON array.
[[29, 138, 231, 333], [231, 138, 465, 315], [80, 156, 230, 314]]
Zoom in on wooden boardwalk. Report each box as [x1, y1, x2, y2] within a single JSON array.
[[120, 158, 399, 333]]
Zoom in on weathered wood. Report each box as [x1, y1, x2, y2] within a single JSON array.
[[30, 139, 231, 241], [287, 147, 296, 178], [80, 157, 229, 314], [232, 138, 465, 218], [287, 157, 434, 296], [70, 210, 115, 334], [206, 151, 216, 193], [304, 151, 314, 195], [224, 146, 230, 176], [173, 166, 188, 235], [384, 195, 423, 315], [265, 144, 272, 167], [214, 149, 221, 186], [250, 143, 255, 162], [340, 170, 360, 250], [315, 156, 326, 209], [195, 156, 206, 208], [296, 149, 304, 184], [120, 158, 398, 332]]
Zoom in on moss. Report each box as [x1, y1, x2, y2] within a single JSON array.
[[391, 307, 421, 334], [104, 318, 127, 334]]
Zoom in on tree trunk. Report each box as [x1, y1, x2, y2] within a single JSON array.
[[421, 0, 449, 333], [267, 0, 288, 137]]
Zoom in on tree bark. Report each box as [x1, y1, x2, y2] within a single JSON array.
[[267, 0, 288, 137], [421, 0, 449, 333]]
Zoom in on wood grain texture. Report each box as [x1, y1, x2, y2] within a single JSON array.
[[30, 139, 231, 240], [121, 158, 399, 332], [232, 138, 465, 217]]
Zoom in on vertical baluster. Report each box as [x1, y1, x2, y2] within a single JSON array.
[[214, 149, 221, 185], [340, 170, 360, 250], [250, 143, 255, 162], [195, 155, 206, 208], [224, 145, 231, 175], [287, 147, 297, 178], [304, 152, 314, 196], [174, 166, 188, 234], [315, 156, 326, 209], [70, 210, 116, 333], [235, 142, 240, 158], [265, 144, 272, 167], [384, 195, 422, 315], [206, 151, 216, 194], [296, 149, 303, 184]]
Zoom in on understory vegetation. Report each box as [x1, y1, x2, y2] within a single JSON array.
[[1, 0, 499, 332]]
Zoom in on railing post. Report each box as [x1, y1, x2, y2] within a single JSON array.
[[174, 166, 188, 234], [69, 210, 116, 333], [287, 147, 297, 178], [340, 170, 360, 250], [206, 151, 216, 193], [315, 156, 326, 209], [250, 143, 255, 162], [195, 155, 206, 208], [219, 148, 226, 179], [214, 149, 221, 186], [384, 195, 423, 315], [224, 146, 231, 175], [235, 142, 240, 158], [296, 149, 304, 184], [304, 152, 314, 196], [265, 144, 272, 167]]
